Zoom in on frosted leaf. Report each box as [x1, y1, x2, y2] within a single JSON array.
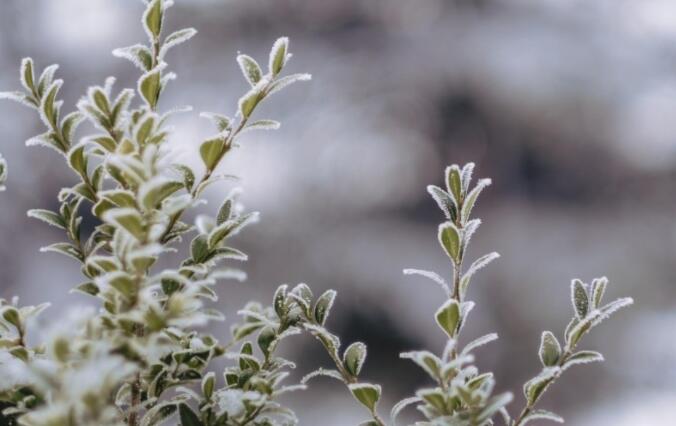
[[272, 384, 307, 396], [461, 252, 499, 284], [460, 162, 475, 194], [209, 268, 247, 282], [391, 396, 422, 426], [445, 164, 463, 202], [462, 218, 481, 246], [27, 209, 66, 230], [242, 119, 281, 133], [268, 37, 289, 76], [538, 331, 561, 367], [238, 78, 268, 118], [0, 154, 6, 192], [461, 333, 498, 355], [267, 73, 312, 96], [142, 0, 164, 41], [523, 367, 559, 405], [301, 368, 344, 384], [403, 268, 451, 297], [159, 28, 197, 58], [477, 392, 513, 424], [591, 297, 633, 327], [400, 350, 442, 379], [438, 222, 461, 262], [461, 178, 491, 223], [113, 44, 153, 71], [442, 339, 457, 360], [426, 185, 456, 221], [590, 276, 608, 309], [235, 310, 276, 327], [562, 350, 603, 370], [19, 57, 35, 94], [237, 54, 263, 86], [39, 79, 64, 128], [571, 279, 589, 319], [200, 112, 232, 132], [0, 91, 35, 108], [520, 409, 564, 425], [435, 299, 460, 338], [138, 63, 167, 109]]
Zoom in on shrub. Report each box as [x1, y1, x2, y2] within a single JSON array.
[[0, 1, 632, 425]]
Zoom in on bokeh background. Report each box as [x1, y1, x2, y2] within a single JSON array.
[[1, 0, 674, 424]]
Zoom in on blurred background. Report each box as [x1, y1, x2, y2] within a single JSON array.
[[0, 0, 674, 424]]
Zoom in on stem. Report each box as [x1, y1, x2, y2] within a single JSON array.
[[512, 350, 571, 426], [159, 79, 272, 245], [512, 325, 592, 425], [308, 321, 386, 426]]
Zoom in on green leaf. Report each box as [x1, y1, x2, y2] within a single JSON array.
[[438, 222, 461, 263], [139, 65, 163, 109], [27, 209, 66, 230], [590, 276, 607, 309], [216, 198, 233, 225], [141, 401, 177, 426], [190, 234, 210, 263], [269, 37, 289, 76], [445, 165, 463, 203], [0, 154, 5, 192], [257, 326, 276, 358], [61, 111, 84, 143], [343, 342, 367, 377], [314, 289, 336, 326], [348, 383, 381, 413], [9, 346, 28, 362], [400, 350, 441, 379], [290, 283, 313, 316], [237, 54, 262, 86], [178, 403, 203, 426], [113, 44, 154, 71], [174, 164, 195, 191], [523, 367, 559, 405], [273, 284, 288, 319], [20, 58, 35, 93], [104, 208, 145, 239], [2, 307, 21, 330], [67, 144, 88, 178], [143, 0, 163, 40], [92, 88, 110, 114], [461, 178, 491, 222], [201, 372, 215, 399], [107, 272, 137, 299], [135, 115, 155, 145], [571, 279, 589, 319], [41, 80, 63, 128], [199, 137, 225, 171], [139, 178, 183, 211], [238, 86, 262, 119], [72, 282, 100, 297], [40, 242, 84, 262], [538, 331, 561, 367], [418, 388, 448, 413], [435, 299, 460, 338]]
